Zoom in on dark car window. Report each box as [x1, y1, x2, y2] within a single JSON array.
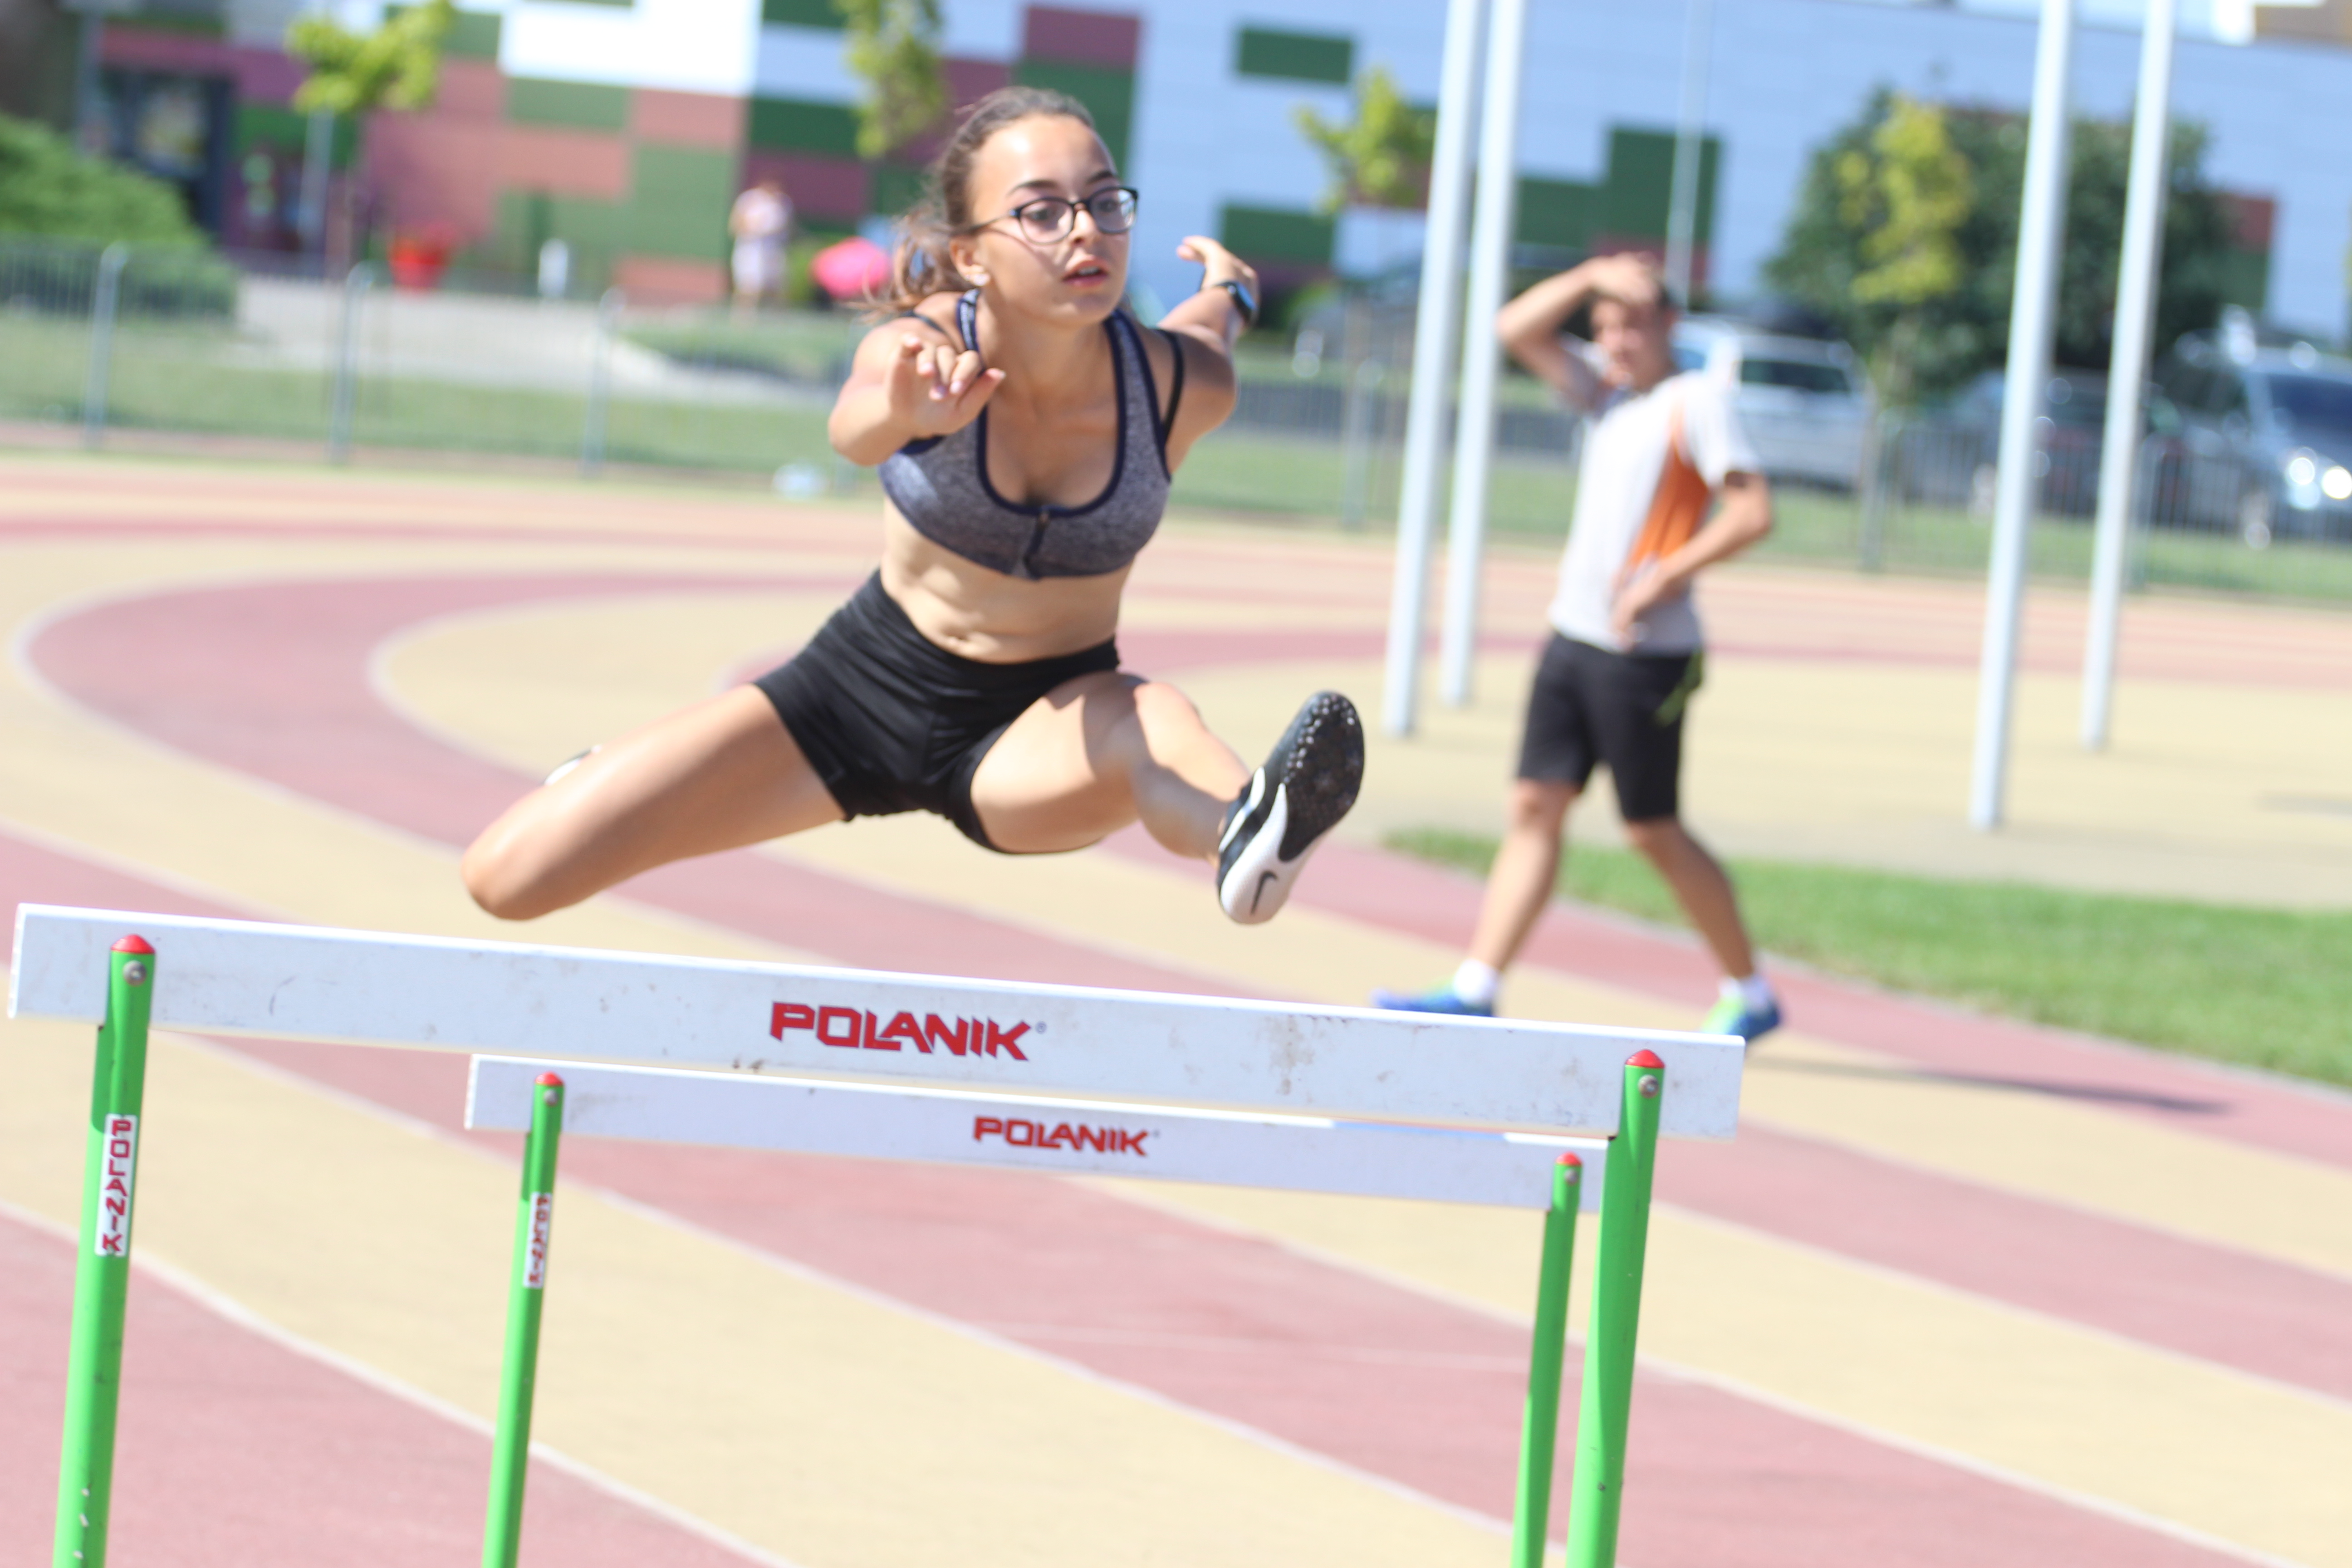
[[2044, 377, 2107, 428], [1740, 357, 1852, 395], [2214, 370, 2250, 419], [2258, 372, 2352, 440]]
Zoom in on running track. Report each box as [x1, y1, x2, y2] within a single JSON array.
[[2, 458, 2347, 1567]]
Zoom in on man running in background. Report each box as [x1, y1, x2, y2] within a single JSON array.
[[1375, 255, 1783, 1042]]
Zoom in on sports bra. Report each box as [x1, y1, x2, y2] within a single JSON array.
[[878, 289, 1184, 581]]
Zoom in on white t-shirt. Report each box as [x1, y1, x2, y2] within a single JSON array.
[[1546, 369, 1759, 655]]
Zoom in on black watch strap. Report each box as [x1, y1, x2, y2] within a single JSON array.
[[1211, 279, 1257, 329]]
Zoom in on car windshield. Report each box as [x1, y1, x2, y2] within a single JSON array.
[[1741, 357, 1852, 395], [2262, 372, 2352, 439]]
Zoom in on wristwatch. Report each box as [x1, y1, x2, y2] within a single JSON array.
[[1209, 278, 1258, 330]]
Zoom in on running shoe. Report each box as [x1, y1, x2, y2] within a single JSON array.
[[1701, 994, 1782, 1045], [1215, 691, 1364, 925], [1370, 983, 1494, 1018]]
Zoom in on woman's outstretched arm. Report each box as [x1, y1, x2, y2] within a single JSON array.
[[828, 311, 1007, 466], [1153, 237, 1256, 467]]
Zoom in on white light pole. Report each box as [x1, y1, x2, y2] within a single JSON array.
[[1969, 0, 2076, 832], [1382, 0, 1489, 736], [1436, 0, 1530, 708], [2081, 0, 2176, 751], [1663, 0, 1716, 304]]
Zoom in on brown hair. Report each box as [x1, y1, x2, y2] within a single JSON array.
[[872, 85, 1099, 315]]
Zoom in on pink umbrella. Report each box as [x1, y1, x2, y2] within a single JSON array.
[[810, 235, 892, 303]]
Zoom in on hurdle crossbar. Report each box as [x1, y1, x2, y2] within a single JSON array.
[[11, 906, 1744, 1136], [466, 1056, 1609, 1210]]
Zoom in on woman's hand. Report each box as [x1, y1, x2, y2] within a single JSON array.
[[886, 331, 1005, 440], [1178, 235, 1258, 298]]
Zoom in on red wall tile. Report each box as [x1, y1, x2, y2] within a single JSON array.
[[614, 254, 726, 304], [1021, 5, 1140, 69], [363, 115, 500, 239], [634, 89, 745, 150], [501, 126, 632, 201], [741, 151, 868, 221]]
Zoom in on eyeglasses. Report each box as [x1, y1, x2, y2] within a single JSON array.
[[977, 186, 1139, 243]]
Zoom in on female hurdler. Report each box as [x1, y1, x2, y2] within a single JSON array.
[[461, 87, 1363, 927]]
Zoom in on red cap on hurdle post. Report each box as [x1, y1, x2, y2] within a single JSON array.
[[1556, 1151, 1583, 1168], [1626, 1049, 1665, 1069], [534, 1072, 564, 1088], [112, 935, 153, 955]]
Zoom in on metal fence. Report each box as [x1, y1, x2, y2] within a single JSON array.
[[4, 240, 2342, 603]]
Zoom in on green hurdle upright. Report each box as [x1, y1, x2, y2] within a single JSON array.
[[53, 936, 156, 1568], [483, 1071, 566, 1568], [1565, 1049, 1665, 1568], [1509, 1049, 1665, 1568]]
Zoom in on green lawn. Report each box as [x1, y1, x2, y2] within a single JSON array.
[[1386, 828, 2352, 1089]]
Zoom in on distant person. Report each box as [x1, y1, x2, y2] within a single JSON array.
[[1374, 255, 1782, 1042], [730, 177, 792, 311]]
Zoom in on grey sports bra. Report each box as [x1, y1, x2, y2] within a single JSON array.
[[878, 289, 1184, 581]]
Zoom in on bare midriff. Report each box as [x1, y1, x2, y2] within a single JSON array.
[[877, 502, 1129, 663]]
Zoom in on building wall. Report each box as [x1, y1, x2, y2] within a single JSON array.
[[86, 0, 2352, 334]]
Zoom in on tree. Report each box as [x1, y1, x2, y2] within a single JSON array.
[[1767, 88, 2237, 402], [1294, 68, 1435, 215], [838, 0, 946, 162], [285, 0, 455, 117], [1834, 96, 1973, 408], [0, 111, 205, 246]]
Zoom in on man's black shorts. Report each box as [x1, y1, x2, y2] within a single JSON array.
[[751, 573, 1120, 851], [1514, 634, 1705, 821]]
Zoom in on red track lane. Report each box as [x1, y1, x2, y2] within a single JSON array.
[[0, 1212, 760, 1568], [11, 577, 2334, 1564]]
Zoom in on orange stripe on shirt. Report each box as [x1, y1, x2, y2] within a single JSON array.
[[1627, 402, 1712, 568]]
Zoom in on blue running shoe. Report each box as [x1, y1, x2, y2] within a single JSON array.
[[1370, 984, 1494, 1018], [1702, 995, 1782, 1044]]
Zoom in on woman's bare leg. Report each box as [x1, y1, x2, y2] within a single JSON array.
[[968, 672, 1247, 857], [462, 686, 844, 920]]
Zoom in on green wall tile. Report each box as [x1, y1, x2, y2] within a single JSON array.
[[1012, 59, 1132, 168], [762, 0, 845, 26], [507, 77, 632, 132], [1234, 26, 1352, 85], [624, 144, 736, 260], [1219, 203, 1334, 266], [387, 5, 501, 57], [495, 188, 629, 282], [1515, 176, 1598, 250], [1601, 127, 1717, 245], [869, 162, 928, 220], [235, 103, 357, 169], [748, 96, 861, 155]]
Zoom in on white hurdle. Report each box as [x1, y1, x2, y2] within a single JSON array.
[[10, 904, 1743, 1136], [12, 903, 1745, 1568], [466, 1056, 1609, 1210]]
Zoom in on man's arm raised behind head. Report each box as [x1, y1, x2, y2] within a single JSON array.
[[1496, 263, 1611, 413]]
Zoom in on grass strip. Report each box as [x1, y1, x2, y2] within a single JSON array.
[[1386, 828, 2352, 1090]]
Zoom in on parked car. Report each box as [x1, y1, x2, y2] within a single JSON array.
[[1672, 317, 1870, 489], [1931, 368, 2113, 517], [2153, 331, 2352, 545]]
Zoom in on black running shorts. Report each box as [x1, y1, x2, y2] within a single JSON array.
[[751, 573, 1119, 851], [1514, 633, 1705, 822]]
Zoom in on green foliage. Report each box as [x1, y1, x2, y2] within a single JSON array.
[[1386, 829, 2352, 1089], [0, 113, 206, 247], [286, 0, 454, 116], [1767, 88, 2236, 402], [1838, 98, 1972, 311], [837, 0, 946, 161], [1294, 68, 1434, 215]]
